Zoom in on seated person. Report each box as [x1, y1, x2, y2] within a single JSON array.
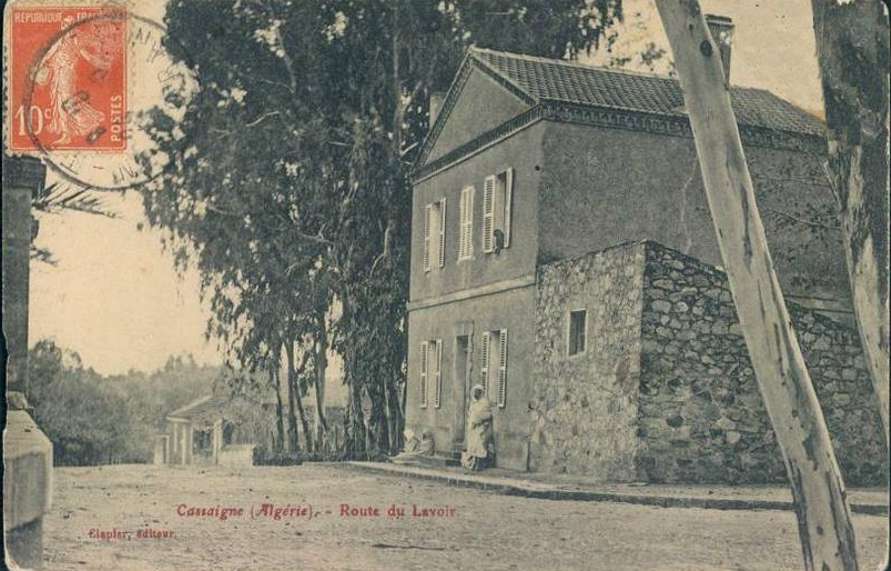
[[390, 429, 435, 465]]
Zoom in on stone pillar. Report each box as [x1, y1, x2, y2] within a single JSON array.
[[186, 425, 194, 464], [153, 435, 170, 465], [169, 423, 177, 462], [180, 424, 189, 465], [3, 155, 53, 569], [212, 419, 223, 465], [2, 155, 43, 393]]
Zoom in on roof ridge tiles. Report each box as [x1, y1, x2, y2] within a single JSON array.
[[467, 46, 823, 137], [470, 46, 778, 95], [469, 46, 678, 82]]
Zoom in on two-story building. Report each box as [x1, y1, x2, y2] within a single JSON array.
[[404, 43, 886, 484]]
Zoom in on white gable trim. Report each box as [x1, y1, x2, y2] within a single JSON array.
[[414, 53, 535, 173]]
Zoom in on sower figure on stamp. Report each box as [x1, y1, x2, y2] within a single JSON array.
[[34, 16, 118, 145], [461, 385, 494, 471]]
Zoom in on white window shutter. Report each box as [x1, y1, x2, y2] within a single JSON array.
[[459, 187, 474, 260], [458, 190, 466, 259], [420, 341, 428, 408], [465, 187, 474, 258], [433, 339, 443, 408], [423, 204, 432, 272], [438, 198, 447, 268], [480, 331, 490, 397], [503, 168, 514, 248], [497, 329, 508, 408], [482, 176, 495, 253]]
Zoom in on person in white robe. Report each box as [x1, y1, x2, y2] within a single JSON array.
[[461, 385, 493, 471]]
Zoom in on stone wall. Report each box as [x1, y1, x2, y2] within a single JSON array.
[[530, 242, 646, 480], [219, 445, 256, 467], [638, 242, 887, 485]]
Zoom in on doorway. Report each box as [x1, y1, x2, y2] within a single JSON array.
[[452, 335, 471, 454]]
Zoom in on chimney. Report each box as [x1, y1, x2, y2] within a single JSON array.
[[429, 92, 445, 130], [705, 14, 734, 84]]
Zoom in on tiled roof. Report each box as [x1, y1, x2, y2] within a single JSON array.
[[470, 48, 824, 137], [167, 395, 229, 422]]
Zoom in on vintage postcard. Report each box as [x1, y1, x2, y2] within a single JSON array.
[[3, 0, 888, 570]]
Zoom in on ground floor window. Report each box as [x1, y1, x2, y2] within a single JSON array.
[[419, 339, 443, 408], [480, 329, 508, 408]]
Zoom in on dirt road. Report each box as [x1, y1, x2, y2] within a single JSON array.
[[41, 463, 887, 571]]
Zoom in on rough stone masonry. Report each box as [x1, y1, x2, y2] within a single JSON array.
[[531, 240, 887, 486]]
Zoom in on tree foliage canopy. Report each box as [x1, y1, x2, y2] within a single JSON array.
[[27, 340, 218, 465]]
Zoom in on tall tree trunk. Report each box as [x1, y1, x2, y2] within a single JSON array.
[[386, 373, 404, 453], [271, 364, 286, 453], [383, 376, 396, 454], [369, 383, 389, 456], [293, 369, 313, 455], [655, 2, 859, 569], [283, 342, 301, 453], [346, 369, 367, 457], [341, 294, 367, 457], [811, 0, 889, 451], [287, 339, 315, 454], [313, 314, 329, 450]]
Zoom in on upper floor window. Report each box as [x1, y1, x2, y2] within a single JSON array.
[[483, 168, 514, 254], [423, 198, 446, 272], [458, 186, 475, 260], [480, 329, 508, 408], [568, 309, 587, 356]]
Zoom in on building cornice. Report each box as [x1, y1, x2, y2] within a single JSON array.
[[408, 274, 536, 312], [413, 101, 826, 183], [545, 101, 825, 154]]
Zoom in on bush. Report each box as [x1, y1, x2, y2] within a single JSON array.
[[252, 446, 303, 466], [252, 445, 357, 465]]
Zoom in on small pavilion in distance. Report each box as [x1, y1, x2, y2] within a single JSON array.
[[156, 395, 260, 467]]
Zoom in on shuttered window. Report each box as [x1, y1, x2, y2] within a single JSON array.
[[483, 169, 514, 253], [458, 186, 474, 260], [419, 341, 428, 408], [482, 176, 495, 253], [423, 205, 432, 272], [495, 329, 508, 408], [501, 168, 514, 248], [480, 331, 490, 396], [433, 339, 443, 408], [480, 330, 508, 405], [438, 197, 447, 268], [424, 199, 446, 271]]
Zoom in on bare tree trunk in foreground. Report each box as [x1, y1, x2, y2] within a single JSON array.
[[655, 1, 859, 569], [811, 0, 889, 452], [811, 6, 890, 566]]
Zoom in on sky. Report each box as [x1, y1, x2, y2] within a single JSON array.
[[27, 0, 826, 375], [583, 0, 824, 116]]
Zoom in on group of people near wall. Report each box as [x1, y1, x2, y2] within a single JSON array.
[[391, 385, 494, 472]]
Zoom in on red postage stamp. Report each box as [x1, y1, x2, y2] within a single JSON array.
[[8, 5, 127, 151]]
